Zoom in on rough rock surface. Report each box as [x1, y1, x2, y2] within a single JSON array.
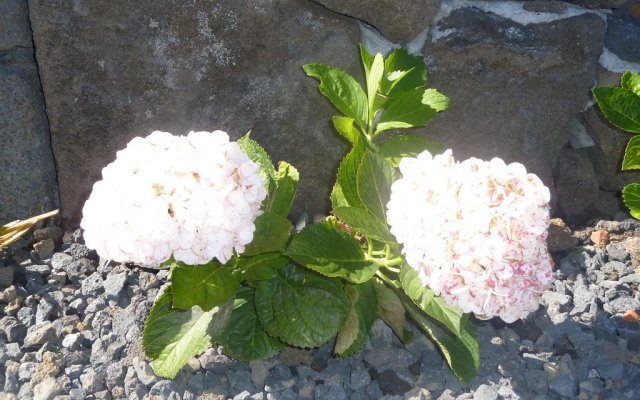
[[3, 219, 640, 399], [313, 0, 441, 42], [424, 8, 605, 217], [28, 0, 360, 224], [0, 0, 58, 223]]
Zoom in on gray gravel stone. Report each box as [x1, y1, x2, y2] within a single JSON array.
[[32, 377, 62, 400], [23, 322, 56, 349], [80, 272, 104, 297], [549, 373, 577, 398], [80, 366, 106, 393], [473, 384, 498, 400], [133, 356, 157, 386], [104, 272, 127, 300]]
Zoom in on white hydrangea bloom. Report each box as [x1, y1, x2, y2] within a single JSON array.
[[386, 149, 553, 323], [81, 130, 267, 266]]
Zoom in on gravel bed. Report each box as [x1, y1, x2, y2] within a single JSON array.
[[1, 220, 640, 399]]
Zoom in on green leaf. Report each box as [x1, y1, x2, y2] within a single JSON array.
[[379, 133, 444, 167], [367, 53, 385, 114], [243, 212, 292, 256], [373, 278, 409, 342], [381, 48, 427, 98], [336, 138, 368, 209], [172, 262, 240, 311], [399, 264, 465, 336], [238, 253, 289, 281], [285, 222, 378, 284], [593, 87, 640, 133], [623, 135, 640, 170], [330, 181, 350, 209], [376, 88, 438, 133], [404, 296, 479, 384], [238, 134, 276, 195], [360, 44, 374, 77], [623, 183, 640, 220], [303, 63, 368, 130], [254, 263, 349, 347], [218, 287, 284, 360], [332, 206, 395, 243], [143, 286, 233, 378], [622, 70, 640, 96], [335, 282, 377, 356], [422, 88, 450, 112], [268, 162, 299, 217], [333, 116, 360, 144], [356, 151, 396, 222]]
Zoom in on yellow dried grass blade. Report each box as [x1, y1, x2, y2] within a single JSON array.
[[0, 209, 59, 249]]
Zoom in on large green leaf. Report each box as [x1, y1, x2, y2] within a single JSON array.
[[360, 44, 374, 77], [593, 87, 640, 133], [379, 133, 443, 167], [356, 151, 396, 222], [285, 222, 378, 284], [238, 253, 289, 281], [335, 282, 378, 356], [622, 70, 640, 96], [373, 278, 409, 342], [381, 48, 427, 98], [268, 162, 299, 217], [422, 89, 450, 112], [171, 262, 240, 311], [367, 53, 385, 115], [243, 212, 292, 256], [333, 116, 360, 144], [623, 135, 640, 170], [336, 138, 367, 209], [330, 181, 350, 210], [218, 287, 284, 360], [376, 88, 438, 133], [403, 295, 479, 384], [399, 264, 465, 336], [332, 206, 395, 243], [303, 63, 368, 130], [254, 263, 349, 347], [623, 183, 640, 220], [143, 286, 233, 378], [238, 134, 276, 195]]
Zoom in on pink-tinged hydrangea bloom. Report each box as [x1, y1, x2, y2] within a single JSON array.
[[81, 130, 267, 266], [386, 149, 553, 322]]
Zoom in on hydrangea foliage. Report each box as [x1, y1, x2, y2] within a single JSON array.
[[387, 150, 553, 322]]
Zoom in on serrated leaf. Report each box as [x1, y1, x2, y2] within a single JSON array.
[[376, 88, 438, 133], [330, 181, 350, 209], [399, 264, 464, 335], [172, 262, 240, 311], [238, 134, 276, 195], [422, 88, 450, 112], [143, 286, 233, 378], [356, 151, 396, 222], [254, 263, 349, 347], [268, 162, 299, 217], [623, 183, 640, 220], [335, 282, 377, 355], [332, 206, 395, 243], [239, 253, 289, 281], [623, 135, 640, 170], [622, 70, 640, 96], [303, 63, 368, 130], [243, 212, 292, 256], [379, 133, 444, 167], [404, 297, 479, 383], [381, 48, 427, 98], [367, 53, 385, 114], [336, 138, 368, 208], [373, 278, 408, 342], [218, 287, 284, 360], [285, 222, 378, 284], [333, 116, 360, 144], [593, 87, 640, 133]]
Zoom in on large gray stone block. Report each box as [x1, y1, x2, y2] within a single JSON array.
[[29, 0, 361, 225]]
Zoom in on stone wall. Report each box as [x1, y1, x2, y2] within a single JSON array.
[[2, 0, 640, 226]]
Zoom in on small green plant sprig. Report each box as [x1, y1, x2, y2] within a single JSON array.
[[593, 71, 640, 218], [141, 46, 479, 383]]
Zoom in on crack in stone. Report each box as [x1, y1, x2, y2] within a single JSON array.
[[24, 0, 62, 216], [306, 0, 388, 39]]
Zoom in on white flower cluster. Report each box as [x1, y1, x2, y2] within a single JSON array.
[[386, 150, 554, 322], [81, 130, 267, 266]]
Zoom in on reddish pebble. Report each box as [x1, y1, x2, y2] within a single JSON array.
[[590, 230, 609, 247], [623, 310, 640, 323]]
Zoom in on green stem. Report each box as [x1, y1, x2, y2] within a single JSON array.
[[367, 255, 404, 268]]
